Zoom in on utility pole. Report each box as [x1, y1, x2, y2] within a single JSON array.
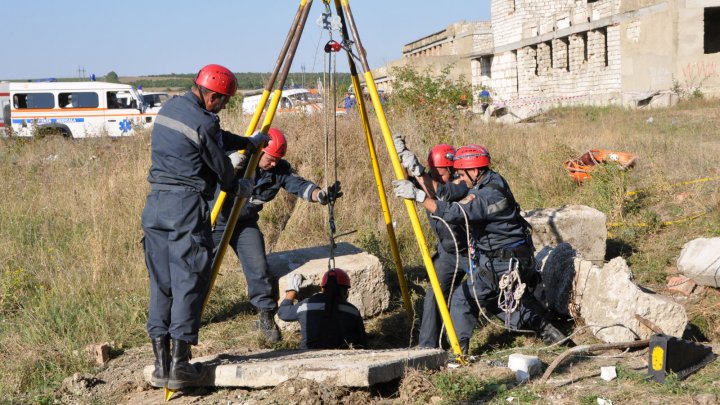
[[301, 64, 306, 88]]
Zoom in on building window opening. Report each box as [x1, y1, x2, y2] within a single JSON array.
[[705, 7, 720, 54], [531, 45, 539, 76], [581, 32, 588, 62], [481, 56, 493, 79]]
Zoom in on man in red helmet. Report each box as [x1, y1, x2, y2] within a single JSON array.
[[278, 269, 366, 349], [142, 64, 270, 389], [393, 145, 565, 355], [212, 127, 343, 345], [392, 136, 470, 348]]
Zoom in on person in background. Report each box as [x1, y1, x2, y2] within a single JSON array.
[[142, 64, 269, 390], [278, 269, 366, 349]]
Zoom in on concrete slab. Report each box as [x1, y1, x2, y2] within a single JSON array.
[[143, 348, 446, 388]]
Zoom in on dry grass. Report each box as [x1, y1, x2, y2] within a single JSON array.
[[1, 98, 719, 402]]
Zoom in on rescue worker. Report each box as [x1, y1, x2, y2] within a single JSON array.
[[393, 145, 565, 355], [278, 269, 367, 349], [393, 136, 469, 348], [141, 64, 270, 390], [212, 128, 342, 344]]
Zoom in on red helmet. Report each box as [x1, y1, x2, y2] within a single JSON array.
[[194, 64, 238, 97], [427, 144, 455, 169], [321, 268, 351, 288], [453, 144, 491, 169], [263, 128, 287, 158]]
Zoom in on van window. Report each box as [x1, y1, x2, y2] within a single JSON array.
[[59, 92, 99, 108], [13, 93, 55, 109]]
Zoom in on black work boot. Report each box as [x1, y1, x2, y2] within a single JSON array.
[[167, 339, 204, 390], [540, 322, 567, 345], [150, 336, 170, 388], [257, 311, 281, 344]]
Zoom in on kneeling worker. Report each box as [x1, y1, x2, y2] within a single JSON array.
[[278, 269, 367, 349]]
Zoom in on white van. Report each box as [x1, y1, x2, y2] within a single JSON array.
[[3, 81, 158, 138], [241, 88, 322, 115]]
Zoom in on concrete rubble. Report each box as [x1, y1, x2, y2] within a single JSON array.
[[524, 205, 607, 265], [507, 353, 541, 382], [572, 257, 688, 343], [143, 348, 447, 388], [268, 242, 391, 331], [536, 244, 688, 343], [677, 238, 720, 288]]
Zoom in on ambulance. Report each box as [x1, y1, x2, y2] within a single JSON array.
[[1, 81, 158, 138]]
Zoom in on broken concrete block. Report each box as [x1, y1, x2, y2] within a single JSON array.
[[667, 275, 696, 296], [507, 353, 542, 382], [677, 238, 720, 288], [268, 243, 391, 331], [600, 366, 617, 381], [572, 257, 688, 343], [524, 205, 607, 265], [535, 243, 576, 316], [84, 343, 110, 365], [142, 348, 447, 388]]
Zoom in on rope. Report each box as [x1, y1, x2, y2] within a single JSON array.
[[497, 258, 526, 329]]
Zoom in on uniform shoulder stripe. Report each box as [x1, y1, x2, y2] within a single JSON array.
[[155, 114, 200, 146]]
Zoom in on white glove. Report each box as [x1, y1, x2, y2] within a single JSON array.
[[317, 181, 343, 205], [236, 178, 255, 198], [228, 151, 247, 171], [248, 131, 271, 149], [392, 179, 426, 202], [398, 149, 425, 177], [286, 273, 305, 292]]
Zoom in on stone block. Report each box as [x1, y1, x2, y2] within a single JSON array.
[[268, 243, 391, 331], [572, 257, 688, 343], [677, 238, 720, 288], [507, 353, 542, 382], [84, 343, 110, 365], [143, 348, 447, 388], [524, 205, 607, 264]]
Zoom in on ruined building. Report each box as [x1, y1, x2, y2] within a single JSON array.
[[372, 1, 720, 121]]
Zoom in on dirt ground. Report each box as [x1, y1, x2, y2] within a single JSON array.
[[55, 325, 720, 405]]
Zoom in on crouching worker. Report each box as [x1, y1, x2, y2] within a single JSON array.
[[278, 269, 367, 349], [212, 127, 343, 345]]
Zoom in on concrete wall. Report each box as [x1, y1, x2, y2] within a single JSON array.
[[675, 0, 720, 97]]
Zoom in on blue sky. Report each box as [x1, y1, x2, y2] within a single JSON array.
[[2, 1, 490, 80]]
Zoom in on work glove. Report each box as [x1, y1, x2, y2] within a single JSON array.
[[398, 149, 425, 177], [248, 131, 271, 149], [392, 133, 408, 154], [317, 181, 343, 205], [286, 273, 305, 293], [392, 179, 426, 202], [235, 178, 255, 198], [228, 151, 247, 171]]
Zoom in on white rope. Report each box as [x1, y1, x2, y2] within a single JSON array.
[[452, 202, 535, 334]]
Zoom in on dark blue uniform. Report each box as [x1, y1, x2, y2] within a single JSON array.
[[141, 91, 253, 345], [278, 293, 366, 349], [432, 170, 543, 353], [211, 159, 319, 313], [418, 181, 469, 348]]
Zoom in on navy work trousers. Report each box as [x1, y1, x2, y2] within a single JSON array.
[[418, 246, 467, 348], [449, 253, 543, 352], [212, 219, 277, 313], [142, 190, 213, 345]]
